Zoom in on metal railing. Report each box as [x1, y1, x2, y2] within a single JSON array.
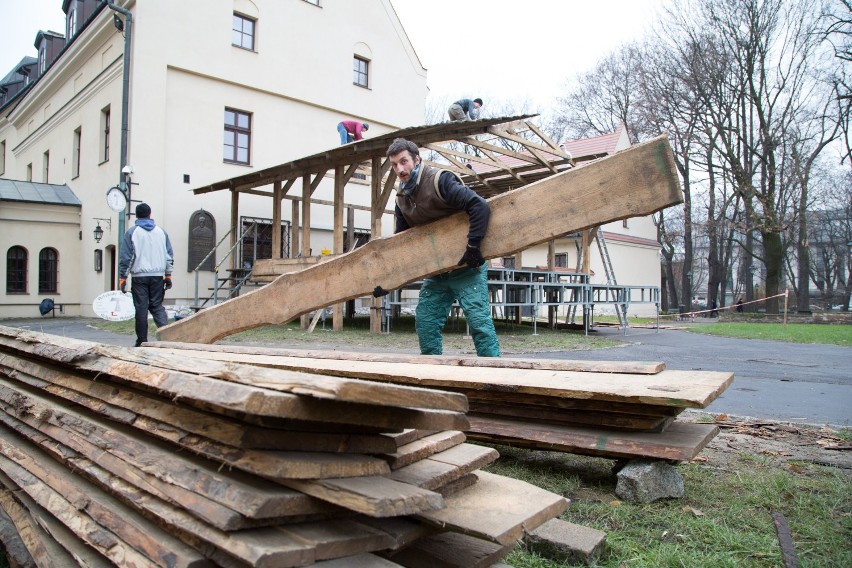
[[192, 222, 258, 309]]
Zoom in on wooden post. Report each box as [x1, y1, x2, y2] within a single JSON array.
[[346, 207, 356, 319], [332, 166, 344, 331], [300, 174, 312, 329], [229, 189, 239, 270], [547, 240, 556, 328], [582, 229, 592, 329], [291, 199, 300, 259], [783, 288, 789, 327], [272, 180, 282, 260], [370, 158, 383, 333]]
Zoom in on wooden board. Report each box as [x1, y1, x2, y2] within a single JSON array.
[[314, 553, 406, 566], [0, 380, 390, 482], [0, 329, 468, 413], [142, 349, 732, 409], [0, 354, 400, 454], [0, 476, 112, 568], [376, 431, 466, 470], [0, 503, 35, 568], [467, 416, 720, 461], [159, 136, 682, 343], [382, 531, 514, 568], [0, 455, 167, 568], [148, 342, 666, 375], [282, 476, 445, 518], [388, 444, 499, 491], [0, 330, 469, 432], [416, 471, 568, 546], [0, 434, 210, 568], [0, 392, 335, 526], [468, 404, 675, 432]]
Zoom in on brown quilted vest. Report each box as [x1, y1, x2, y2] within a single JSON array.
[[395, 165, 463, 227]]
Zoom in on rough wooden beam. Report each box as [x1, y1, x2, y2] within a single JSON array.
[[159, 136, 682, 344]]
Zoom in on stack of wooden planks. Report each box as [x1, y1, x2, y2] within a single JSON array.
[[0, 326, 568, 567], [143, 343, 733, 463]]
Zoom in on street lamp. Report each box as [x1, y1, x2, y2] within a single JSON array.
[[92, 218, 111, 243]]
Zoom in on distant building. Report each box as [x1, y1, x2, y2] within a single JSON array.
[[1, 0, 427, 317]]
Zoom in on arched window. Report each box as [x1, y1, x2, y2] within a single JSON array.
[[39, 248, 59, 293], [6, 246, 28, 293]]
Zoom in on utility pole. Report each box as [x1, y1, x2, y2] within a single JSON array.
[[105, 1, 132, 278]]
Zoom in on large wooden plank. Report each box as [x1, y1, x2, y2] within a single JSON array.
[[0, 380, 389, 481], [468, 403, 676, 432], [0, 433, 210, 568], [0, 353, 398, 454], [0, 330, 468, 432], [467, 416, 720, 461], [159, 136, 682, 343], [0, 329, 467, 413], [0, 403, 339, 530], [0, 503, 35, 568], [387, 444, 499, 491], [0, 477, 111, 568], [0, 456, 163, 568], [375, 431, 466, 470], [282, 476, 445, 518], [417, 471, 568, 546], [383, 531, 514, 568], [148, 342, 666, 375], [141, 349, 732, 409]]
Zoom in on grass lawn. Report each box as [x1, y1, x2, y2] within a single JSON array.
[[489, 443, 850, 567], [92, 315, 620, 353], [683, 322, 852, 347]]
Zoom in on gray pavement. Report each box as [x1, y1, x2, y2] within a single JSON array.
[[527, 324, 852, 428], [1, 317, 850, 428]]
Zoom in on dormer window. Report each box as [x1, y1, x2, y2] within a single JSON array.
[[39, 46, 46, 75], [66, 5, 77, 41]]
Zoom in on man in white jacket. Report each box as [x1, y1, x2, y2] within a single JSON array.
[[118, 203, 174, 346]]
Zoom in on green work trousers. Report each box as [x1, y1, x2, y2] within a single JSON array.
[[415, 263, 500, 357]]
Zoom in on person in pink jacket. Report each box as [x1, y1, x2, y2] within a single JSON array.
[[337, 120, 369, 145]]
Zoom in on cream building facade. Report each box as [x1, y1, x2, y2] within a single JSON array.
[[1, 0, 427, 318]]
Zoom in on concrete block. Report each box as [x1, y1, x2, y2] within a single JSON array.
[[616, 459, 684, 503], [524, 518, 607, 565]]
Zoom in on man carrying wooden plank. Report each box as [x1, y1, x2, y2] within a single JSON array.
[[374, 138, 500, 357]]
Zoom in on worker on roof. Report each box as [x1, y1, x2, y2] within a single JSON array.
[[337, 120, 369, 145], [448, 97, 483, 121], [373, 138, 500, 357]]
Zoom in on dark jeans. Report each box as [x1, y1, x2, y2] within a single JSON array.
[[131, 275, 168, 346]]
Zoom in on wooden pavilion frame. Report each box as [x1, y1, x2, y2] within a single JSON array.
[[191, 115, 612, 332]]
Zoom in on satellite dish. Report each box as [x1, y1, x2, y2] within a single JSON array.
[[92, 290, 135, 321]]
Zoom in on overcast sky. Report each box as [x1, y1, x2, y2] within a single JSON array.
[[1, 0, 663, 108], [390, 0, 663, 110]]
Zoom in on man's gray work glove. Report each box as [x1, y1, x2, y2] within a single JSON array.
[[372, 286, 389, 297], [459, 244, 485, 268]]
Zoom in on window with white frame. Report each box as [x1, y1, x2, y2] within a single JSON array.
[[232, 13, 256, 50], [43, 151, 49, 183]]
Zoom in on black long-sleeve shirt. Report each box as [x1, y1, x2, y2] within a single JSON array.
[[395, 171, 490, 247]]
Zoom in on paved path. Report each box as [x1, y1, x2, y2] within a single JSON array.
[[527, 325, 852, 428], [2, 318, 850, 427]]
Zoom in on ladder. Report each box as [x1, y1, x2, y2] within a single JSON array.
[[595, 230, 627, 327]]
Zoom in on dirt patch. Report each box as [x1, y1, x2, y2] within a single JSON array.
[[685, 416, 852, 473]]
